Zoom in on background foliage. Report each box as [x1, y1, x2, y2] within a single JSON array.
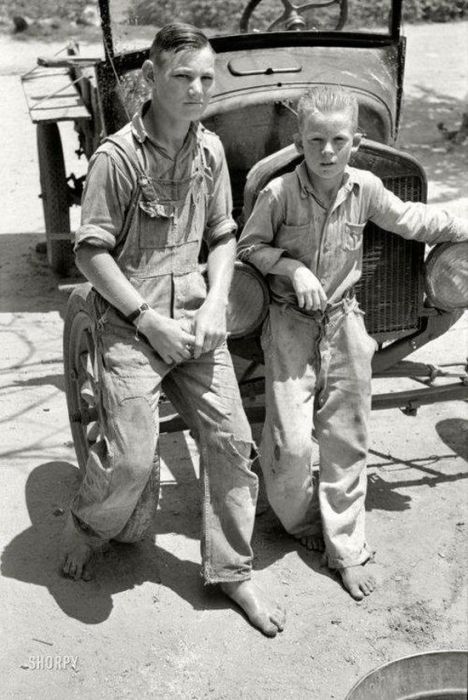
[[1, 0, 466, 30], [127, 0, 467, 29], [0, 0, 468, 33]]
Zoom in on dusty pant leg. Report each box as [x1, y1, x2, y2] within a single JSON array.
[[162, 343, 258, 583], [260, 304, 322, 537], [314, 308, 376, 569], [71, 322, 168, 542]]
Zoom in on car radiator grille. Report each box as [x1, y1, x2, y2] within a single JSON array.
[[356, 175, 425, 338]]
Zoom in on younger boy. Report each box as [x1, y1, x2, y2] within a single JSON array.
[[238, 85, 468, 600]]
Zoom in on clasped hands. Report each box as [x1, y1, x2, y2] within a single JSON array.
[[137, 295, 227, 365]]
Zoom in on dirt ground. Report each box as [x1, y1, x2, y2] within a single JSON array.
[[0, 20, 467, 700]]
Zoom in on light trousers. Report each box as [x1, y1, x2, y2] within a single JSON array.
[[260, 298, 376, 569]]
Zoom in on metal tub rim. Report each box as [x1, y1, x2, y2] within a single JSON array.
[[345, 649, 468, 700]]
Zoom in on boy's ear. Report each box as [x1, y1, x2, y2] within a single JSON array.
[[142, 59, 155, 85], [294, 132, 304, 153], [351, 132, 362, 155]]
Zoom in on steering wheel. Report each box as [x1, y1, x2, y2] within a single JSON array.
[[240, 0, 348, 33]]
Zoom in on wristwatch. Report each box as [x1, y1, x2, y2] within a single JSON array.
[[125, 302, 150, 324]]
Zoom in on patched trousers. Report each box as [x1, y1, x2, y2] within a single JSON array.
[[71, 303, 258, 584], [260, 297, 376, 569]]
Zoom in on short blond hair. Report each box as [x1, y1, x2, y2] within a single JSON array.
[[297, 85, 359, 132]]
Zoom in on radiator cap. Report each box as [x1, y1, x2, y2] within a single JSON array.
[[425, 240, 468, 311]]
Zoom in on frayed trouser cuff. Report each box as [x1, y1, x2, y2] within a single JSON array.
[[71, 511, 108, 547], [327, 546, 375, 570], [202, 568, 252, 585]]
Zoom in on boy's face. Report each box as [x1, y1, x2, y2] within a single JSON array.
[[143, 46, 215, 124], [296, 108, 361, 189]]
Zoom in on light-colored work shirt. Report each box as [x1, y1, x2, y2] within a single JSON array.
[[238, 161, 468, 307], [75, 102, 236, 319]]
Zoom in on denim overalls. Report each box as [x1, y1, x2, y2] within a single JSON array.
[[71, 129, 258, 584]]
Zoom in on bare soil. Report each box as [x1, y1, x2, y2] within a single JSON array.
[[0, 20, 467, 700]]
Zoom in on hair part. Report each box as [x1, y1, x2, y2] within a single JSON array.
[[149, 22, 213, 66], [297, 85, 359, 132]]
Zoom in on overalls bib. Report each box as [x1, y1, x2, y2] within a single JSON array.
[[92, 131, 210, 325]]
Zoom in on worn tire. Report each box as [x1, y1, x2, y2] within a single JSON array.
[[63, 284, 160, 541], [63, 282, 96, 474], [37, 122, 74, 276]]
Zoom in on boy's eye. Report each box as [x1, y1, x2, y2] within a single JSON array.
[[202, 75, 214, 83]]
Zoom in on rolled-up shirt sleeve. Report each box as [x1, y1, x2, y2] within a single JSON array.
[[368, 174, 468, 245], [74, 150, 134, 252], [203, 138, 237, 248], [237, 186, 287, 275]]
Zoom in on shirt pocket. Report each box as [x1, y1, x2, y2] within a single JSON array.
[[276, 222, 311, 260], [341, 222, 365, 252], [138, 200, 174, 249]]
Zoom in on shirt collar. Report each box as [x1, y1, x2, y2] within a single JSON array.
[[130, 101, 200, 146], [295, 160, 359, 201]]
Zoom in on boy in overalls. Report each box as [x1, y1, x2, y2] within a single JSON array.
[[238, 85, 468, 600], [61, 23, 285, 637]]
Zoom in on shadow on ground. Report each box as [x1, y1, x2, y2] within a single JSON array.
[[398, 87, 468, 204], [0, 452, 226, 625], [0, 233, 79, 315], [2, 416, 467, 624]]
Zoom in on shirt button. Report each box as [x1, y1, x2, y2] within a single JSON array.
[[320, 278, 326, 286]]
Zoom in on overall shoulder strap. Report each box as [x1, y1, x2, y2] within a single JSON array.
[[104, 134, 147, 181], [104, 134, 148, 242]]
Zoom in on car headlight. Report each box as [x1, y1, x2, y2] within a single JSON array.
[[425, 241, 468, 311]]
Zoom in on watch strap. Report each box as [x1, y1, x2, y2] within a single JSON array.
[[125, 302, 150, 324]]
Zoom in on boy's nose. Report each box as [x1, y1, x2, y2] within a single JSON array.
[[189, 78, 203, 97], [322, 140, 335, 156]]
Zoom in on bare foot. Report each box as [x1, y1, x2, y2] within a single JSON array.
[[61, 514, 100, 581], [220, 580, 286, 637], [296, 533, 325, 552], [340, 565, 376, 600]]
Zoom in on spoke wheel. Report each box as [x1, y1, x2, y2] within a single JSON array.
[[63, 283, 100, 474], [63, 284, 160, 542]]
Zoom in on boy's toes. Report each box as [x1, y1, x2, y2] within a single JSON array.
[[221, 580, 286, 637], [362, 576, 376, 596], [349, 583, 365, 600], [361, 582, 372, 596], [271, 607, 286, 632], [297, 534, 325, 552], [340, 566, 376, 600], [62, 557, 76, 579], [250, 612, 280, 637]]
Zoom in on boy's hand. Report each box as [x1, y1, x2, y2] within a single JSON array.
[[138, 310, 196, 365], [291, 266, 327, 311], [192, 295, 228, 359]]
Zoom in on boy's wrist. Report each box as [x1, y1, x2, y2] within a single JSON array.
[[137, 307, 164, 334], [126, 302, 150, 324], [205, 289, 229, 308], [282, 258, 305, 279]]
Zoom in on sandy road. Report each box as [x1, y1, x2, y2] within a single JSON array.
[[0, 21, 467, 700]]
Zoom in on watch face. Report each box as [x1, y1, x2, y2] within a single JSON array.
[[126, 302, 149, 324]]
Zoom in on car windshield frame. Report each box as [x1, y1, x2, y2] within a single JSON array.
[[97, 0, 402, 60]]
